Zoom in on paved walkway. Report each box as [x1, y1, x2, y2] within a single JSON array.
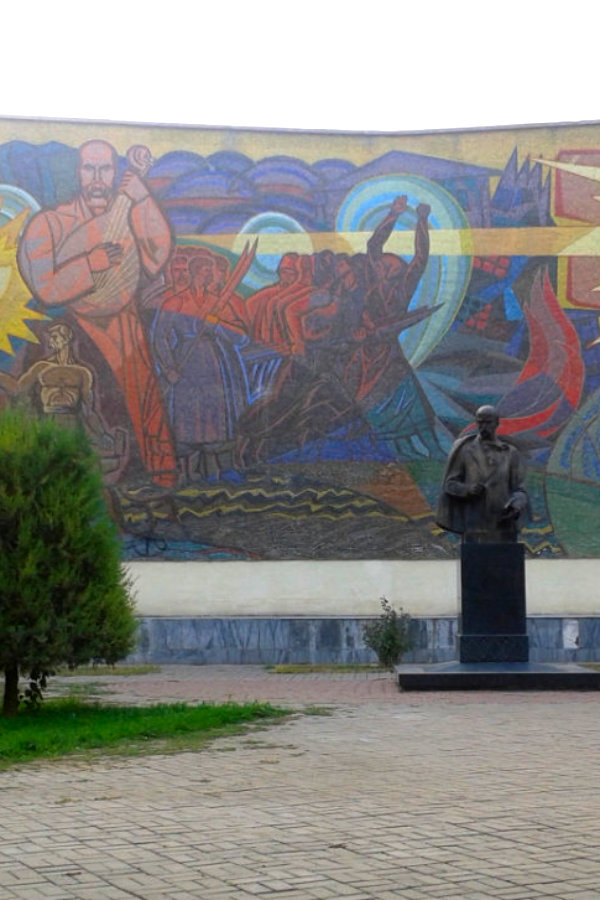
[[2, 666, 600, 899]]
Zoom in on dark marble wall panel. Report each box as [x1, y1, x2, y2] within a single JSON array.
[[128, 616, 600, 665]]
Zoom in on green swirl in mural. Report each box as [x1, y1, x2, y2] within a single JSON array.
[[545, 388, 600, 556]]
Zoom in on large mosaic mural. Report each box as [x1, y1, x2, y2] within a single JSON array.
[[1, 118, 600, 559]]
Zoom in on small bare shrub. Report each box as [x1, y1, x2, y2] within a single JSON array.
[[363, 597, 412, 670]]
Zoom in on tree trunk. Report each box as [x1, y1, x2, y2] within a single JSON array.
[[2, 664, 20, 717]]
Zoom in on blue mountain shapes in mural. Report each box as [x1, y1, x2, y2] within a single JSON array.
[[331, 149, 498, 185], [0, 140, 550, 240], [157, 152, 329, 234], [243, 156, 321, 191], [203, 150, 256, 176], [328, 150, 500, 229], [150, 150, 208, 181], [156, 151, 257, 196], [164, 169, 253, 201], [0, 140, 78, 208], [491, 148, 552, 227], [311, 158, 356, 181], [241, 157, 327, 228], [154, 147, 502, 236]]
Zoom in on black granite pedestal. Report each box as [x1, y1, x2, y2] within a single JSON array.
[[458, 541, 528, 663], [396, 661, 600, 690], [396, 540, 600, 691]]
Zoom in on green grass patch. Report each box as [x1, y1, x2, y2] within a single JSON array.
[[265, 664, 385, 674], [57, 682, 111, 699], [0, 699, 289, 768], [302, 706, 334, 716], [54, 665, 161, 677]]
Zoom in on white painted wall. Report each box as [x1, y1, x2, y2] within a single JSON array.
[[126, 559, 600, 617]]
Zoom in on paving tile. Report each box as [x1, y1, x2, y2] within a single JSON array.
[[1, 666, 600, 899]]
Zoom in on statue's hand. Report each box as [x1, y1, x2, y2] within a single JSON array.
[[500, 502, 520, 521], [503, 492, 528, 519], [417, 203, 431, 220], [468, 482, 485, 496]]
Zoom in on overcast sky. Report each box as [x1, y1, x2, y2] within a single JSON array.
[[3, 1, 596, 134]]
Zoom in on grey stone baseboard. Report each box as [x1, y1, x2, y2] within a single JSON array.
[[126, 616, 600, 666]]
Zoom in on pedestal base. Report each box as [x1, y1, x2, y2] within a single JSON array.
[[396, 662, 600, 691], [458, 633, 529, 663], [459, 542, 528, 663]]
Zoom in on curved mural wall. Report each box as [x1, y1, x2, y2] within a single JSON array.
[[0, 117, 600, 561]]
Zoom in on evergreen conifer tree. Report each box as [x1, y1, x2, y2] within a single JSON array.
[[0, 408, 136, 716]]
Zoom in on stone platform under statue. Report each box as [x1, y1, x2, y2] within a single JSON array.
[[396, 539, 600, 689], [396, 536, 600, 691], [396, 660, 600, 691]]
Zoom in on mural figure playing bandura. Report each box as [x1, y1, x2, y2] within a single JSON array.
[[17, 140, 177, 487]]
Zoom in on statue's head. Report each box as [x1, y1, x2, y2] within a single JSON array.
[[475, 405, 499, 441]]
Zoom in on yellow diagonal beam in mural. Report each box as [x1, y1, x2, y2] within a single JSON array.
[[466, 226, 600, 257], [552, 227, 600, 256], [183, 225, 600, 258], [533, 157, 600, 184], [532, 158, 600, 262]]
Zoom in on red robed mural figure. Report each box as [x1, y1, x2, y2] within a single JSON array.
[[17, 139, 177, 487]]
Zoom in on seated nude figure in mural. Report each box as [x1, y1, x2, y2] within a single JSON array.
[[0, 322, 128, 481]]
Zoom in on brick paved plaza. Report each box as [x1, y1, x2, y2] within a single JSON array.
[[1, 666, 600, 899]]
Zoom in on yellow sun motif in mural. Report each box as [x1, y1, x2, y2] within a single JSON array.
[[0, 207, 48, 355]]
